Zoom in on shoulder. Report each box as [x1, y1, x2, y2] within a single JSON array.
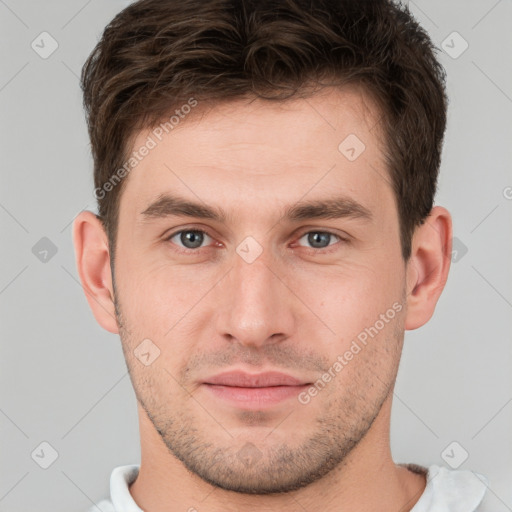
[[473, 484, 496, 512], [401, 463, 490, 512], [85, 464, 140, 512], [86, 498, 115, 512]]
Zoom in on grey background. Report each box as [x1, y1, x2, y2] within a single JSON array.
[[1, 0, 511, 510]]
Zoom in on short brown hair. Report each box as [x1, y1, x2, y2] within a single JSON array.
[[81, 0, 448, 262]]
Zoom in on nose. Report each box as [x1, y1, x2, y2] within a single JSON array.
[[215, 246, 296, 349]]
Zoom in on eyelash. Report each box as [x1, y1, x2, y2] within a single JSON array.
[[164, 228, 348, 255]]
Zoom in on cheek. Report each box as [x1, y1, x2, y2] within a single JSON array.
[[288, 259, 405, 378], [118, 231, 404, 338], [117, 269, 216, 378], [296, 262, 400, 323], [119, 259, 203, 320]]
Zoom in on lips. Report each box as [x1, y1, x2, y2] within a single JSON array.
[[204, 371, 308, 387], [202, 370, 311, 408]]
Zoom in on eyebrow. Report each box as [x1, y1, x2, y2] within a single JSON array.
[[139, 193, 372, 224]]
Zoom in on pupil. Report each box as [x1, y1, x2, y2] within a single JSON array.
[[308, 232, 330, 248], [182, 231, 203, 248]]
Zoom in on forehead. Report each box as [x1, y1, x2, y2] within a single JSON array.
[[120, 86, 391, 220]]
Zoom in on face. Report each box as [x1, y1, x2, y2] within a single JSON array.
[[113, 87, 408, 493]]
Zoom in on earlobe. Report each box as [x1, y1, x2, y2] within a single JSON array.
[[404, 206, 453, 331], [72, 211, 119, 334]]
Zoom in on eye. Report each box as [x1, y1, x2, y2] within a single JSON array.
[[166, 229, 214, 251], [164, 228, 347, 255], [296, 231, 344, 251]]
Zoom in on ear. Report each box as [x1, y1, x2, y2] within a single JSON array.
[[72, 211, 119, 334], [405, 206, 453, 330]]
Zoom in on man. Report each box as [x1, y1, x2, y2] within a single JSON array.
[[73, 0, 491, 510]]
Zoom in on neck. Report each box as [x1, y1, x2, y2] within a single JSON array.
[[129, 394, 426, 512]]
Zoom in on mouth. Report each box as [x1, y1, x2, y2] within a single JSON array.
[[202, 370, 312, 408]]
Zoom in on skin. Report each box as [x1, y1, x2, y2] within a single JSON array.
[[73, 86, 452, 512]]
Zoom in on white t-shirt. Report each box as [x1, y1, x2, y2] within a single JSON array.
[[87, 463, 492, 512]]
